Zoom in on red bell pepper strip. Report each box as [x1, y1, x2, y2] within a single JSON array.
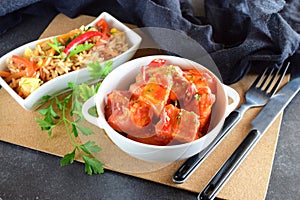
[[12, 55, 35, 77], [96, 19, 110, 37], [148, 59, 167, 67], [62, 31, 104, 56]]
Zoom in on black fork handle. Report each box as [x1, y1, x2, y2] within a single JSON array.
[[172, 110, 241, 183]]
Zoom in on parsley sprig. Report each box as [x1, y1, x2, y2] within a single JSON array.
[[35, 61, 113, 175], [46, 37, 94, 60]]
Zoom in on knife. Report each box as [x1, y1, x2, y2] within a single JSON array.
[[198, 57, 300, 200]]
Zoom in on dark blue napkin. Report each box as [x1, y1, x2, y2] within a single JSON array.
[[1, 0, 299, 84], [116, 0, 300, 84]]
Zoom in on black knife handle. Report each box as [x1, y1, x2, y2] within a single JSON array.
[[172, 110, 241, 183], [198, 129, 261, 200]]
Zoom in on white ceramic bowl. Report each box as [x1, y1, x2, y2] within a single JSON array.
[[82, 55, 240, 163], [0, 12, 142, 111]]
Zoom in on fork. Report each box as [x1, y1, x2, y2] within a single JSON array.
[[172, 60, 290, 183]]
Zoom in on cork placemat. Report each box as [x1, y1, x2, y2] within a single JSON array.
[[0, 14, 283, 200]]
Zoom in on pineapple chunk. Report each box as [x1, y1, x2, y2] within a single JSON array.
[[18, 77, 41, 97], [23, 47, 33, 59]]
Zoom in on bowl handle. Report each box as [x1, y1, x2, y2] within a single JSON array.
[[82, 95, 100, 127], [223, 85, 240, 117]]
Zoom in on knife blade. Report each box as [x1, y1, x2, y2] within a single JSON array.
[[198, 58, 300, 200]]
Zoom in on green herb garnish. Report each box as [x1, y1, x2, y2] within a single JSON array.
[[35, 61, 113, 175], [46, 37, 95, 60], [194, 93, 200, 101], [87, 60, 113, 80], [67, 43, 94, 58]]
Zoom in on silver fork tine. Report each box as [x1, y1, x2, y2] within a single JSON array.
[[269, 61, 290, 95], [252, 60, 290, 95], [251, 67, 268, 88], [264, 67, 278, 93], [258, 67, 274, 89]]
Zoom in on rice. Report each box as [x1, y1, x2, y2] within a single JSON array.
[[37, 31, 128, 82], [3, 29, 129, 98]]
